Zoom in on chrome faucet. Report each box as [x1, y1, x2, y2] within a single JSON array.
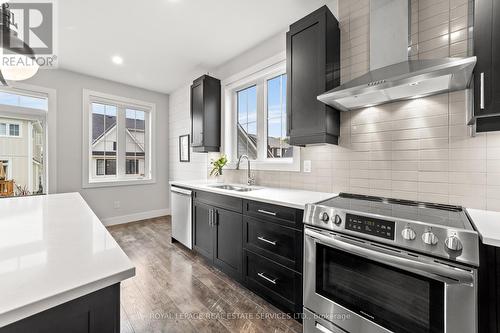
[[236, 155, 255, 186]]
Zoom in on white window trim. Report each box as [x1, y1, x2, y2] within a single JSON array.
[[221, 52, 300, 172], [82, 89, 156, 188], [0, 82, 56, 194]]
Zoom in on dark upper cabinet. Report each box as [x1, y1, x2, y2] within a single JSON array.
[[474, 0, 500, 132], [286, 5, 341, 145], [190, 75, 221, 152]]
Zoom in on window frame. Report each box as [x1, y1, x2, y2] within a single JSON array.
[[82, 89, 156, 188], [223, 54, 300, 172]]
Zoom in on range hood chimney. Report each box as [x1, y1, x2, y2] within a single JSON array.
[[318, 0, 476, 111]]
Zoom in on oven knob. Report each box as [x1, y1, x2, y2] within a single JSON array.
[[333, 214, 342, 225], [445, 235, 463, 251], [320, 212, 330, 223], [401, 227, 416, 241], [422, 232, 438, 245]]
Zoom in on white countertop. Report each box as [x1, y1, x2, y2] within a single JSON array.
[[467, 208, 500, 247], [170, 180, 337, 209], [0, 193, 135, 327]]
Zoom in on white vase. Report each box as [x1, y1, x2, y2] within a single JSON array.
[[215, 173, 224, 183]]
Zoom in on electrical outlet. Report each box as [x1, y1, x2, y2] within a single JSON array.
[[113, 201, 120, 209], [303, 160, 312, 173]]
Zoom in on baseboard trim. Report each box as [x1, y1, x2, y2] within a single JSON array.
[[101, 208, 171, 226]]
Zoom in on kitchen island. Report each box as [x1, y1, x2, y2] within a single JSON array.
[[0, 193, 135, 332]]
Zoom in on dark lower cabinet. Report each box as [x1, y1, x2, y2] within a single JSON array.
[[478, 243, 500, 333], [192, 194, 243, 281], [244, 250, 302, 315], [191, 191, 303, 318], [193, 201, 214, 260], [1, 284, 120, 333], [243, 216, 303, 272], [213, 208, 243, 280]]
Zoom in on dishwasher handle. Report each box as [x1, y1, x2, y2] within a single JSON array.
[[171, 186, 192, 196]]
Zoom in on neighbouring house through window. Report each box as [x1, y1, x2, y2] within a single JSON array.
[[266, 74, 292, 158], [84, 89, 155, 187], [237, 85, 257, 159], [0, 88, 48, 196]]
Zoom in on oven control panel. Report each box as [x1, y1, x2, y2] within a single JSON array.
[[345, 214, 395, 240]]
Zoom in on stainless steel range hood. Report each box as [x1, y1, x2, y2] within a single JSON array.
[[318, 0, 476, 112], [318, 57, 476, 111]]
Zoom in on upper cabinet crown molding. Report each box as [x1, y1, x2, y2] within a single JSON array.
[[286, 5, 341, 146], [474, 0, 500, 132], [191, 75, 221, 153]]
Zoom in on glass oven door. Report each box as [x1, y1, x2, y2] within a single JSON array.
[[303, 227, 477, 333], [316, 243, 443, 333]]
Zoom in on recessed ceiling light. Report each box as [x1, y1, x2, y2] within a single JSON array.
[[409, 81, 419, 86], [112, 55, 123, 65]]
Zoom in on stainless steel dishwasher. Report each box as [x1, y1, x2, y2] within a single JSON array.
[[170, 186, 192, 249]]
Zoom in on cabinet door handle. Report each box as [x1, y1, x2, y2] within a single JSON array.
[[208, 209, 212, 226], [257, 236, 277, 246], [257, 209, 277, 216], [480, 72, 485, 109], [213, 210, 218, 226], [257, 272, 277, 285]]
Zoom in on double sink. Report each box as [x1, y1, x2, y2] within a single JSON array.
[[209, 184, 261, 192]]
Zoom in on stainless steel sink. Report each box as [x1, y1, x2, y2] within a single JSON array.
[[209, 184, 261, 192]]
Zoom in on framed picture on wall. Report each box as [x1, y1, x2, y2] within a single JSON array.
[[179, 134, 190, 162]]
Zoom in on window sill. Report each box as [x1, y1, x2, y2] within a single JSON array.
[[83, 177, 156, 189]]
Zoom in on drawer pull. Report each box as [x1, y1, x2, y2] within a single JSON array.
[[257, 272, 277, 285], [315, 322, 338, 333], [257, 236, 277, 246], [257, 209, 277, 216]]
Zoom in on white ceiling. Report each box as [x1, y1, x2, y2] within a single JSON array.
[[57, 0, 335, 94]]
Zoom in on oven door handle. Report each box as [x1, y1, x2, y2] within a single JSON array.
[[305, 228, 474, 285]]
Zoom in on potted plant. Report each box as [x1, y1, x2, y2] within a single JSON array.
[[210, 155, 228, 183]]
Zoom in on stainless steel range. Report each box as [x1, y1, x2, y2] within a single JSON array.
[[303, 193, 479, 333]]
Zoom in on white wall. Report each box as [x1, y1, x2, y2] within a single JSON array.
[[25, 69, 170, 223]]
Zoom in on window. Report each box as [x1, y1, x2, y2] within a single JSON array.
[[84, 90, 155, 187], [0, 122, 21, 137], [0, 87, 49, 196], [237, 86, 257, 160], [95, 159, 116, 176], [266, 74, 292, 158], [0, 91, 48, 110], [224, 58, 299, 171], [0, 159, 9, 178], [126, 159, 139, 175]]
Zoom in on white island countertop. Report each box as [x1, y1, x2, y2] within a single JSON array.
[[170, 180, 337, 209], [467, 208, 500, 247], [0, 193, 135, 327]]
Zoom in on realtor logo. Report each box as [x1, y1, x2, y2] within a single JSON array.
[[7, 2, 54, 55], [0, 0, 57, 70]]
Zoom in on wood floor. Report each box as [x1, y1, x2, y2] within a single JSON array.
[[108, 216, 303, 333]]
